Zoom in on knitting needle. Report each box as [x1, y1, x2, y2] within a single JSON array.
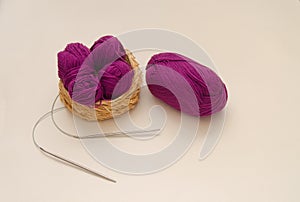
[[32, 107, 116, 183], [51, 95, 161, 139]]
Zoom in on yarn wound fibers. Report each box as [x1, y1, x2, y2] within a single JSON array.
[[57, 36, 132, 106], [146, 52, 228, 116]]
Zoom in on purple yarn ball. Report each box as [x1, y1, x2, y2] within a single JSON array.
[[57, 43, 103, 106], [57, 36, 133, 106], [71, 72, 102, 106], [146, 53, 228, 116], [90, 35, 126, 71], [57, 43, 90, 85], [99, 58, 133, 100]]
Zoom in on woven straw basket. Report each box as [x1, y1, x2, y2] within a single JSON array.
[[59, 50, 142, 121]]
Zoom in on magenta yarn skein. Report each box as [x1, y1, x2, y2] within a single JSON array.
[[57, 43, 102, 106], [146, 53, 228, 116], [57, 43, 90, 85], [57, 35, 133, 105], [90, 35, 127, 71], [99, 59, 133, 100], [89, 35, 132, 100]]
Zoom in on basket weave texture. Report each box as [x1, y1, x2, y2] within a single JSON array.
[[59, 50, 142, 121]]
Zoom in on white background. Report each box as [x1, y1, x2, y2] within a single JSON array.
[[0, 0, 300, 201]]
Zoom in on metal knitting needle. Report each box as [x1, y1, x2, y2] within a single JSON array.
[[32, 95, 161, 183], [32, 107, 116, 183], [51, 95, 161, 139]]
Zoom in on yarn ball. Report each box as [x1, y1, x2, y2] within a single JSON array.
[[57, 35, 133, 106], [89, 35, 132, 99], [146, 52, 228, 116], [89, 35, 126, 71], [57, 43, 90, 85], [99, 59, 133, 100], [71, 72, 103, 106]]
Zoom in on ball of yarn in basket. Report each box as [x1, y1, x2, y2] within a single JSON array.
[[99, 59, 133, 99], [57, 43, 90, 85], [146, 52, 228, 116], [90, 35, 127, 71], [58, 43, 102, 106], [90, 35, 133, 100], [57, 35, 133, 106]]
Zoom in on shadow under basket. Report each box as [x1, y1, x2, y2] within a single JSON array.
[[58, 50, 142, 121]]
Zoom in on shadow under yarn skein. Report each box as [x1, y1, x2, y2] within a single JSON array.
[[146, 52, 228, 116]]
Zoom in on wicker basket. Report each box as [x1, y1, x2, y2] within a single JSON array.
[[59, 50, 142, 121]]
